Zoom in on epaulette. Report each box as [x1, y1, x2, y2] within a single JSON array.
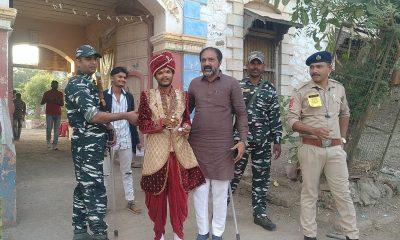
[[329, 78, 344, 86], [294, 81, 311, 91]]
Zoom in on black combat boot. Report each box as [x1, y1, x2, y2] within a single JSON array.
[[253, 215, 277, 231], [91, 234, 109, 240], [72, 232, 92, 240], [304, 236, 317, 240]]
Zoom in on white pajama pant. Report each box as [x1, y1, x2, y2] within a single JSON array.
[[103, 148, 135, 201], [193, 178, 230, 237]]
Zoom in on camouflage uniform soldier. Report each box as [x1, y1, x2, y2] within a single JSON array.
[[65, 45, 138, 240], [231, 51, 283, 231]]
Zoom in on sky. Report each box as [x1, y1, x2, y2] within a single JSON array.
[[13, 44, 39, 66]]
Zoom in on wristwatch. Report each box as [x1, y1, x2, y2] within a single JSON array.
[[341, 137, 347, 144]]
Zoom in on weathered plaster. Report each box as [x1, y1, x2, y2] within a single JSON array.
[[0, 98, 16, 225]]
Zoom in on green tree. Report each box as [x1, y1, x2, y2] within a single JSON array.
[[271, 0, 400, 50], [22, 72, 53, 118], [13, 67, 40, 90], [271, 0, 399, 167]]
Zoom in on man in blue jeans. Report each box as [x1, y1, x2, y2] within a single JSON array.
[[41, 80, 64, 150]]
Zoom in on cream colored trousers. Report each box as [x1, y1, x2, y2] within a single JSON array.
[[298, 144, 359, 239]]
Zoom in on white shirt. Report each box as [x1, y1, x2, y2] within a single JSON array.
[[108, 87, 132, 150]]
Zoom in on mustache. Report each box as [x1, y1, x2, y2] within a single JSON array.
[[203, 66, 213, 71], [161, 77, 172, 81], [311, 73, 320, 77]]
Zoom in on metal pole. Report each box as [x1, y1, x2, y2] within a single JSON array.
[[108, 148, 119, 238], [228, 185, 240, 240]]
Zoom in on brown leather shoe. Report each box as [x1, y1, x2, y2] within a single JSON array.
[[127, 201, 142, 214]]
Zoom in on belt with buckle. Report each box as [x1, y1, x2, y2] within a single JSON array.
[[302, 137, 342, 148]]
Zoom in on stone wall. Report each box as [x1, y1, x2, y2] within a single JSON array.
[[281, 27, 328, 95], [199, 0, 327, 94], [201, 0, 242, 79]]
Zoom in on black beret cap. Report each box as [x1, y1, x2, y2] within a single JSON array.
[[306, 51, 332, 66]]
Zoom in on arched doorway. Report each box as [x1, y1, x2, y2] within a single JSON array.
[[12, 43, 74, 74]]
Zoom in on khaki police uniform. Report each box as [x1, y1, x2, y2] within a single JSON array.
[[287, 79, 359, 239]]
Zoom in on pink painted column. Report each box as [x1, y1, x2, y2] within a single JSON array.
[[171, 51, 183, 89], [0, 6, 17, 226], [0, 31, 8, 97]]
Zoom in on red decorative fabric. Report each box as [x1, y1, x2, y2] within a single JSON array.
[[141, 162, 168, 195], [138, 91, 164, 134], [141, 153, 205, 195], [145, 154, 188, 240], [149, 51, 176, 76], [180, 165, 205, 192]]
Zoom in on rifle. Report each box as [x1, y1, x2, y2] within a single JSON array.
[[95, 72, 107, 108]]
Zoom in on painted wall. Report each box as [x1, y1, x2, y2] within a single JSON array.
[[280, 27, 328, 95], [36, 47, 70, 72], [114, 22, 150, 100], [85, 22, 114, 52], [278, 0, 328, 96], [138, 0, 182, 36], [182, 0, 208, 89], [202, 0, 248, 80], [12, 17, 87, 61], [182, 53, 201, 90], [201, 0, 231, 52], [198, 0, 326, 95], [0, 0, 8, 7]]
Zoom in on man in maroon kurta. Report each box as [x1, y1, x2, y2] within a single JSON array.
[[189, 47, 248, 240]]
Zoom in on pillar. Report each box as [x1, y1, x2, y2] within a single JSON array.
[[0, 4, 17, 226]]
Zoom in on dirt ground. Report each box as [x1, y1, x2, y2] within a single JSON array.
[[3, 129, 400, 240]]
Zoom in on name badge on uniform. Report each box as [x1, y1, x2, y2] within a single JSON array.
[[242, 88, 251, 93], [307, 93, 323, 107]]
